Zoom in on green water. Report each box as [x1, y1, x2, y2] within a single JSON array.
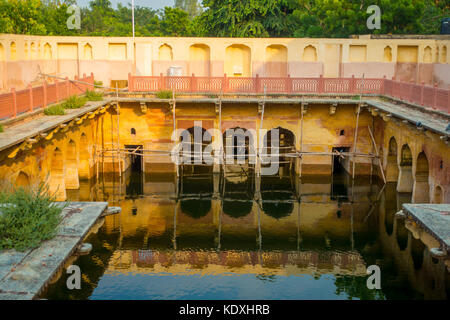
[[41, 168, 450, 300]]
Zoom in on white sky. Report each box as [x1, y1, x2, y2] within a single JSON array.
[[76, 0, 174, 9]]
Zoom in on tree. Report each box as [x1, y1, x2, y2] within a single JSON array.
[[199, 0, 294, 37], [175, 0, 203, 18], [0, 0, 47, 34], [160, 7, 191, 37]]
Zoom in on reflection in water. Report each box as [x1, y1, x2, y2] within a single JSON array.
[[42, 168, 449, 300]]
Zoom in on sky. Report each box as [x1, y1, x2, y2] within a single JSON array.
[[76, 0, 174, 9]]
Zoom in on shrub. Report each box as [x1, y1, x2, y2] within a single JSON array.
[[0, 183, 65, 251], [85, 89, 104, 101], [44, 104, 65, 115], [156, 90, 175, 99], [0, 124, 3, 133], [94, 80, 103, 88], [62, 95, 87, 109]]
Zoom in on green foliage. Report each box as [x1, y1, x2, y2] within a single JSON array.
[[62, 95, 87, 109], [0, 0, 447, 37], [94, 80, 103, 88], [0, 124, 3, 132], [156, 90, 176, 99], [0, 183, 64, 251], [85, 89, 103, 101], [44, 104, 65, 115]]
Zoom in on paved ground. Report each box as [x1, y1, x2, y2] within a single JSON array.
[[0, 202, 108, 300], [0, 101, 107, 152], [402, 204, 450, 252]]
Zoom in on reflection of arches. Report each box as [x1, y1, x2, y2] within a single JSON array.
[[397, 144, 413, 193], [10, 42, 17, 60], [412, 152, 429, 203], [384, 183, 397, 236], [225, 44, 251, 77], [441, 46, 447, 64], [433, 186, 443, 204], [411, 237, 425, 270], [265, 45, 287, 77], [396, 220, 408, 251], [223, 176, 255, 218], [44, 43, 52, 60], [189, 44, 210, 77], [15, 171, 30, 188], [261, 176, 294, 219], [180, 177, 213, 219], [159, 44, 173, 61], [303, 45, 317, 62], [386, 137, 399, 182], [423, 46, 432, 63], [49, 147, 66, 201], [383, 46, 392, 62], [83, 43, 93, 60], [65, 140, 80, 190]]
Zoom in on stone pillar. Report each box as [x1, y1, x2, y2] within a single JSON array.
[[65, 162, 80, 189], [397, 166, 413, 193], [49, 172, 66, 201]]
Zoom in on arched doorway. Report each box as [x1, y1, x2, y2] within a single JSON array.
[[79, 133, 92, 180], [179, 126, 213, 175], [386, 137, 399, 182], [412, 151, 430, 203], [397, 144, 413, 193], [49, 147, 66, 201], [15, 171, 30, 188], [263, 127, 296, 177]]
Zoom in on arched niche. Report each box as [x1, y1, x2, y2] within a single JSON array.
[[44, 43, 52, 60], [10, 42, 17, 61], [265, 45, 287, 77], [397, 144, 413, 193], [225, 44, 251, 77], [83, 43, 93, 60], [0, 43, 5, 61], [423, 46, 432, 63], [441, 46, 447, 64], [302, 45, 317, 62], [159, 44, 173, 61], [188, 44, 210, 77], [433, 186, 443, 204], [15, 171, 30, 188], [386, 137, 399, 182], [412, 151, 429, 203], [383, 46, 393, 62]]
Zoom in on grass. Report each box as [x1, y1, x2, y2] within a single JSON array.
[[44, 95, 88, 116], [62, 95, 88, 109], [156, 90, 176, 99], [0, 124, 3, 133], [85, 89, 104, 101], [44, 104, 66, 115], [94, 80, 103, 88], [0, 183, 65, 251]]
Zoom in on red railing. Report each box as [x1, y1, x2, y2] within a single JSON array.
[[0, 73, 95, 120], [129, 73, 450, 114]]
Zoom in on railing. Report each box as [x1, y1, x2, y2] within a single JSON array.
[[129, 73, 450, 114], [0, 73, 95, 120]]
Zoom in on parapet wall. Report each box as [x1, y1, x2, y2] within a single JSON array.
[[0, 34, 449, 92]]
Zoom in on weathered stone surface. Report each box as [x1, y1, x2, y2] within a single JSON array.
[[0, 201, 108, 300], [402, 204, 450, 252]]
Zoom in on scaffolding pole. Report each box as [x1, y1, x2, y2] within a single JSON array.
[[352, 74, 365, 180]]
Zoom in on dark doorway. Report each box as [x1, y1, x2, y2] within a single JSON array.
[[125, 145, 143, 172], [332, 147, 350, 174]]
